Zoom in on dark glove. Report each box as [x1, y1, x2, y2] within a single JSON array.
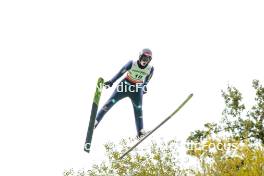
[[104, 80, 113, 89]]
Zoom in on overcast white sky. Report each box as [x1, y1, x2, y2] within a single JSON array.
[[0, 0, 264, 175]]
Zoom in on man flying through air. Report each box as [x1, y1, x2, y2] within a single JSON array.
[[94, 48, 154, 139]]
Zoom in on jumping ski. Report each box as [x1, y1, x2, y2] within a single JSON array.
[[119, 93, 193, 159], [84, 77, 104, 153]]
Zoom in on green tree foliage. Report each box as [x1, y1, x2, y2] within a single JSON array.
[[64, 139, 190, 176], [188, 138, 264, 176], [187, 80, 264, 144], [186, 79, 264, 175]]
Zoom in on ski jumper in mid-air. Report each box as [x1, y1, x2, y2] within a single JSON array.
[[94, 48, 154, 139]]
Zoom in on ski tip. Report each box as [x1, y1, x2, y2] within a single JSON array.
[[98, 77, 104, 83], [187, 93, 194, 99], [119, 155, 125, 160]]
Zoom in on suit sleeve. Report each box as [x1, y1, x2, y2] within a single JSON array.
[[144, 67, 154, 85], [110, 60, 133, 83]]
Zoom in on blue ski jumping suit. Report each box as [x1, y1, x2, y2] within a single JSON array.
[[95, 60, 154, 136]]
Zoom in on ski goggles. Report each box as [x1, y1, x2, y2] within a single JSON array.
[[140, 54, 152, 62]]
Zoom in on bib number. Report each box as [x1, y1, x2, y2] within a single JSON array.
[[135, 74, 143, 79]]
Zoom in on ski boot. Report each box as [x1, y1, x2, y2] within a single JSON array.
[[136, 129, 149, 140]]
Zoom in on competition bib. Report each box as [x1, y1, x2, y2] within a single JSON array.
[[126, 61, 152, 84]]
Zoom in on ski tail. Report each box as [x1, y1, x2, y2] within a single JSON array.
[[84, 77, 104, 153]]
